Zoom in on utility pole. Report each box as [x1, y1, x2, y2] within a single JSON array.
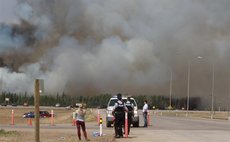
[[169, 69, 172, 109], [186, 61, 190, 117], [35, 79, 40, 142], [186, 56, 203, 117], [211, 64, 215, 119]]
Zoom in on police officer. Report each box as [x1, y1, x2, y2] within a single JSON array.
[[112, 93, 128, 138], [125, 97, 134, 135]]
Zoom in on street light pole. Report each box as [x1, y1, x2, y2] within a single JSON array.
[[185, 56, 203, 117], [186, 61, 190, 117], [169, 69, 172, 109], [211, 64, 215, 119]]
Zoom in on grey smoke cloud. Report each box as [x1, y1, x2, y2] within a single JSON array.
[[0, 0, 230, 109], [0, 0, 18, 23]]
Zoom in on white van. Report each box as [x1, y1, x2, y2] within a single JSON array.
[[106, 96, 139, 127]]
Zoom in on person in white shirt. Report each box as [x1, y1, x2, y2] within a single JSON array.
[[142, 100, 148, 127], [75, 104, 90, 141]]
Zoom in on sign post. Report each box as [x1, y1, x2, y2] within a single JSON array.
[[34, 79, 44, 142], [5, 98, 9, 105], [34, 79, 40, 142]]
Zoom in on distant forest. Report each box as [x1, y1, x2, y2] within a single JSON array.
[[0, 92, 201, 110]]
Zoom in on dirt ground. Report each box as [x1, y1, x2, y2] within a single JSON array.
[[0, 107, 115, 142], [0, 130, 115, 142]]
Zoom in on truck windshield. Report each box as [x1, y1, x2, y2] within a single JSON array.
[[108, 99, 137, 106], [108, 99, 117, 106]]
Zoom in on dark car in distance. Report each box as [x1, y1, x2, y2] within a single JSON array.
[[11, 103, 18, 106], [23, 111, 52, 118], [1, 103, 7, 106], [23, 111, 34, 118]]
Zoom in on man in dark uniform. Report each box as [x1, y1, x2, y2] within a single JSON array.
[[112, 93, 128, 138], [125, 97, 134, 135]]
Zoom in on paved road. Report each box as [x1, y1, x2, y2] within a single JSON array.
[[95, 109, 230, 142], [1, 109, 230, 142], [115, 115, 230, 142]]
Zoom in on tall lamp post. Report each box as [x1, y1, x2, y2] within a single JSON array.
[[169, 69, 173, 109], [186, 56, 203, 117], [186, 61, 190, 117], [211, 64, 215, 119]]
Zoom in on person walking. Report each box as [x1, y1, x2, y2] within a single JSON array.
[[125, 97, 134, 135], [112, 93, 128, 138], [142, 100, 148, 127], [75, 104, 90, 141]]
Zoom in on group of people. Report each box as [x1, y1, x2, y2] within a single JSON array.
[[73, 93, 149, 140], [112, 93, 134, 138], [112, 93, 149, 138]]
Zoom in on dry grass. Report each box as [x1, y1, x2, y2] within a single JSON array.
[[0, 107, 96, 125], [0, 107, 115, 142], [154, 110, 230, 120], [0, 130, 115, 142]]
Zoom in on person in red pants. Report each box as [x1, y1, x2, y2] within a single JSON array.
[[75, 104, 90, 141]]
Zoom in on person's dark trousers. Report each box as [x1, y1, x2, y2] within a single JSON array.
[[143, 112, 148, 127], [76, 120, 88, 140], [114, 114, 124, 137]]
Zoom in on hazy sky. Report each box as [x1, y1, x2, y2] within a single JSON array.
[[0, 0, 230, 109], [0, 0, 18, 23]]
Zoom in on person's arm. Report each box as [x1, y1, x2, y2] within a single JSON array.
[[112, 103, 118, 115], [124, 105, 128, 112], [83, 109, 86, 115]]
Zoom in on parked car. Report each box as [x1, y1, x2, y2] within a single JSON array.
[[23, 111, 34, 118], [11, 103, 18, 106], [23, 102, 29, 106], [106, 96, 139, 127], [65, 105, 74, 110], [55, 103, 61, 107], [40, 111, 52, 118], [1, 103, 7, 106], [23, 111, 52, 118]]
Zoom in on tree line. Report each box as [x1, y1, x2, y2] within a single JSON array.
[[0, 92, 201, 110]]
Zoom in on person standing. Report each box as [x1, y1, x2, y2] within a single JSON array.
[[125, 97, 134, 135], [75, 104, 90, 141], [112, 93, 128, 138], [142, 100, 148, 127]]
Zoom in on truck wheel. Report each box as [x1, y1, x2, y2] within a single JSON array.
[[133, 121, 139, 127]]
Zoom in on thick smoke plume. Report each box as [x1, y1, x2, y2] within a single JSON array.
[[0, 0, 230, 108]]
